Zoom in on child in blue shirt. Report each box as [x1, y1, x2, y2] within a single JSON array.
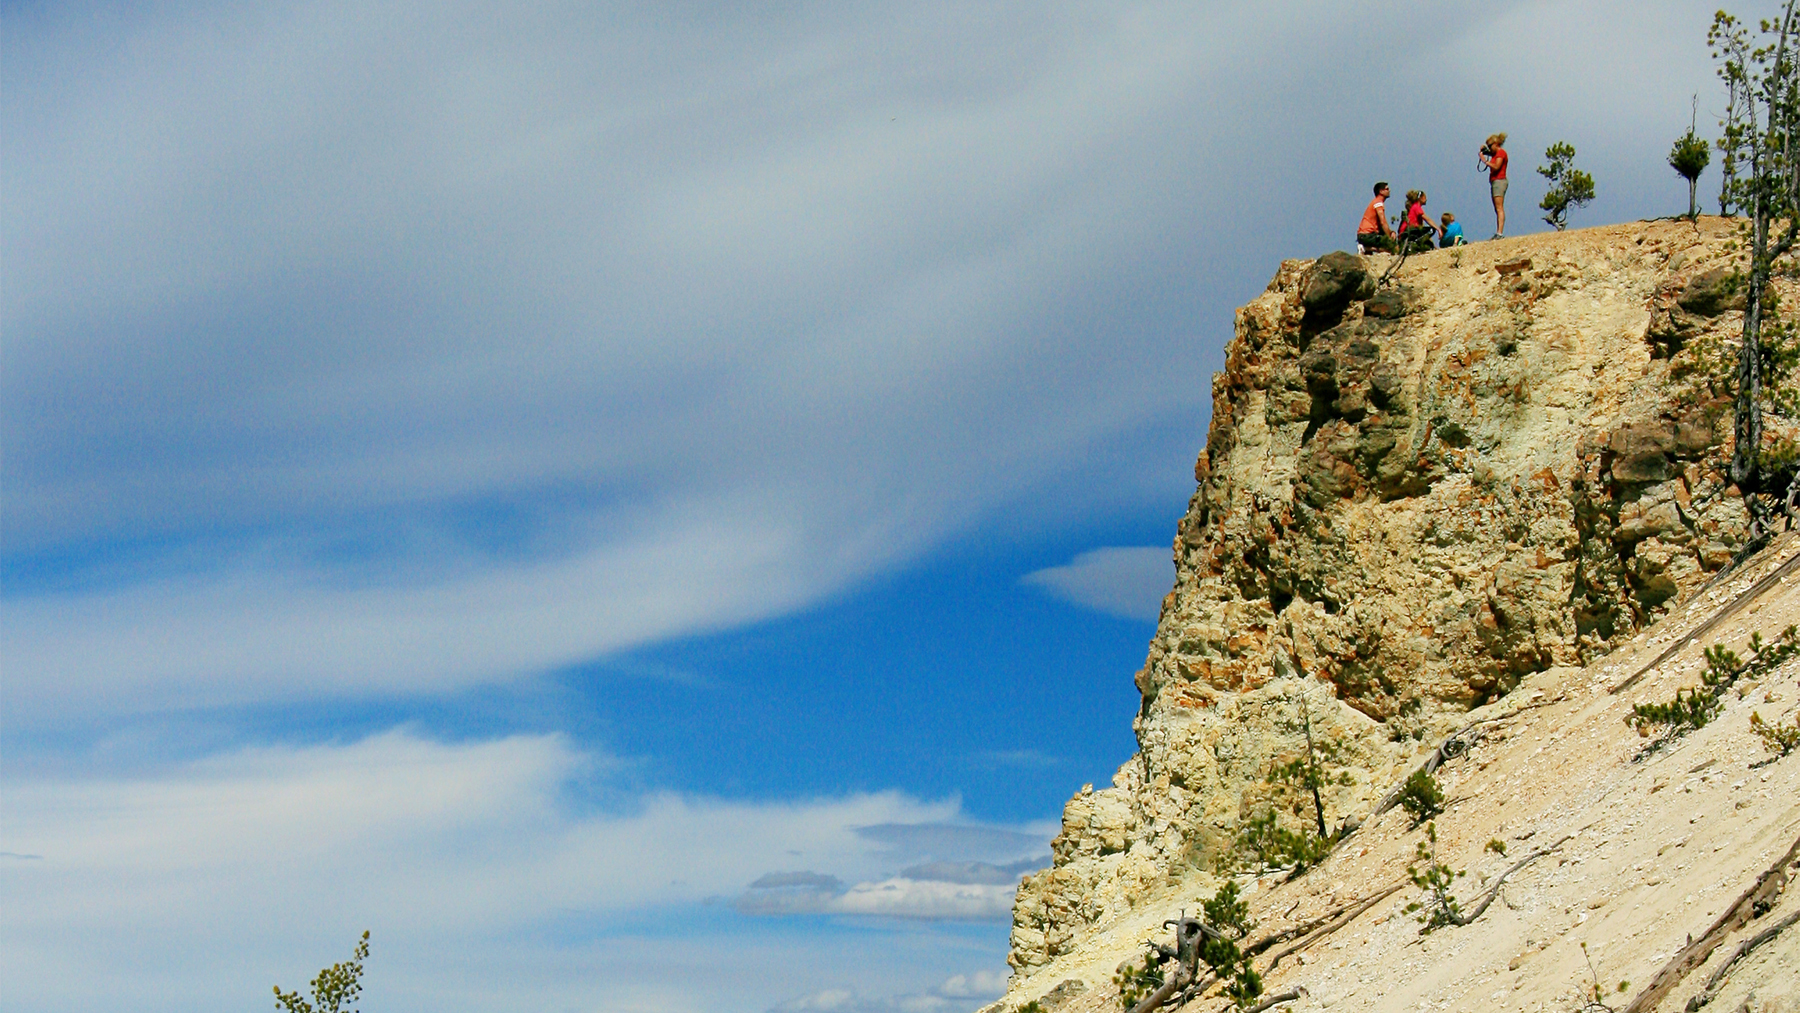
[[1439, 213, 1466, 247]]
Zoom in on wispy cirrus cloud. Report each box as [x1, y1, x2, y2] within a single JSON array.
[[1023, 546, 1172, 621], [0, 729, 1038, 1012], [5, 0, 1727, 721], [772, 968, 1008, 1013], [7, 0, 1651, 721], [0, 2, 1738, 1010]]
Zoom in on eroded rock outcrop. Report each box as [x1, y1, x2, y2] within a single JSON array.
[[1009, 219, 1789, 972]]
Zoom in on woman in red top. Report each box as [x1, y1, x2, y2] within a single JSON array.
[[1479, 133, 1509, 238], [1400, 190, 1440, 252]]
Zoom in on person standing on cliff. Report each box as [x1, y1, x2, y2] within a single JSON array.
[[1357, 182, 1397, 253], [1479, 133, 1509, 238]]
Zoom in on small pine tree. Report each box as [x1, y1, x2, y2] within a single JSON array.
[[1200, 882, 1263, 1009], [1629, 626, 1799, 751], [1398, 769, 1446, 824], [274, 931, 370, 1013], [1112, 957, 1165, 1008], [1228, 808, 1334, 873], [1539, 142, 1597, 229], [1670, 99, 1712, 219], [1749, 678, 1800, 757], [1403, 822, 1466, 933], [1578, 941, 1630, 1012]]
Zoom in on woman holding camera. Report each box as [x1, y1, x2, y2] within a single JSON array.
[[1479, 133, 1509, 238]]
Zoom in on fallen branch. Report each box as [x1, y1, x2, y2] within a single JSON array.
[[1683, 909, 1800, 1010], [1445, 835, 1571, 926], [1613, 545, 1800, 694], [1369, 723, 1490, 820], [1256, 883, 1404, 969], [1239, 987, 1308, 1013], [1622, 830, 1800, 1013]]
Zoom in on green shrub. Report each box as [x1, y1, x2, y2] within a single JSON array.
[[1403, 822, 1466, 933], [1399, 770, 1445, 824], [1200, 882, 1262, 1009], [1112, 958, 1164, 1009], [1228, 809, 1335, 874], [1629, 625, 1798, 744], [1750, 702, 1800, 757], [1538, 142, 1596, 230], [274, 931, 370, 1013]]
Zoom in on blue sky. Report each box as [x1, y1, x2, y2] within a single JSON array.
[[0, 1, 1737, 1010]]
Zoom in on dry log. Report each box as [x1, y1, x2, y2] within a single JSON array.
[[1239, 986, 1308, 1013], [1623, 831, 1800, 1013]]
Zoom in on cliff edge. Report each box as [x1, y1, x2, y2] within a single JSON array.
[[1002, 219, 1800, 1012]]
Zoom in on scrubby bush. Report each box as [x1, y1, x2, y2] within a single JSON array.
[[274, 931, 370, 1013], [1403, 822, 1466, 933], [1539, 142, 1597, 230], [1399, 770, 1446, 824], [1112, 958, 1164, 1009], [1629, 625, 1798, 746], [1750, 695, 1800, 757], [1228, 809, 1335, 874], [1201, 882, 1262, 1009]]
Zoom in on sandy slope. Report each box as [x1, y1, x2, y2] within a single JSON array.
[[1004, 533, 1800, 1013]]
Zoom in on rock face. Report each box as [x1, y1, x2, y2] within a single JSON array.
[[1009, 220, 1788, 972]]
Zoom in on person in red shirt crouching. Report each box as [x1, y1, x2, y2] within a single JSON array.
[[1357, 181, 1397, 254], [1400, 190, 1441, 253]]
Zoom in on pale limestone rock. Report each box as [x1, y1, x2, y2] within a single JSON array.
[[1008, 219, 1791, 973]]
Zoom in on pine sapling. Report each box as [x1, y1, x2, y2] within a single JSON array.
[[1749, 680, 1800, 758], [1113, 955, 1166, 1008], [1670, 96, 1712, 219], [1398, 769, 1445, 824], [1404, 822, 1465, 933], [1628, 625, 1798, 748], [1200, 882, 1263, 1009], [1539, 142, 1597, 229], [1578, 941, 1629, 1012], [274, 931, 370, 1013]]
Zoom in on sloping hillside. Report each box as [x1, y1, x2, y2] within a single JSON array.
[[1001, 533, 1798, 1013]]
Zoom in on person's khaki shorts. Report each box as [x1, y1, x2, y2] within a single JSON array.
[[1491, 178, 1510, 197]]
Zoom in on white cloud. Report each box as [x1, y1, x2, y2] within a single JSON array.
[[1023, 546, 1172, 621], [830, 877, 1019, 920], [15, 0, 1729, 718], [937, 970, 1008, 1000], [0, 730, 1031, 1012], [0, 494, 877, 719], [772, 967, 1007, 1013]]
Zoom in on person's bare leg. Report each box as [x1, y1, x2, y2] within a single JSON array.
[[1493, 193, 1506, 236]]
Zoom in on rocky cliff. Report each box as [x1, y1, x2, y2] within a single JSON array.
[[1006, 219, 1798, 986]]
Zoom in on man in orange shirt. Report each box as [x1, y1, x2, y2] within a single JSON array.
[[1357, 182, 1397, 254]]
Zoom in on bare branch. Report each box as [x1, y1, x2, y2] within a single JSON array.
[[1449, 835, 1571, 926], [1239, 987, 1309, 1013], [1623, 831, 1800, 1013]]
